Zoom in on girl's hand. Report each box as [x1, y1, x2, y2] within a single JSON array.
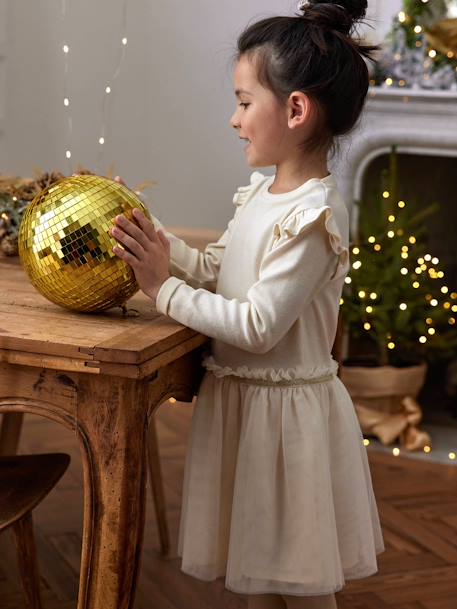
[[110, 208, 171, 301]]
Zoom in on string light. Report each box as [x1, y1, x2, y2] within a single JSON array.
[[393, 447, 400, 456], [60, 0, 129, 172]]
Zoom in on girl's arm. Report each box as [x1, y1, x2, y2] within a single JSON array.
[[156, 205, 348, 354], [149, 215, 231, 292]]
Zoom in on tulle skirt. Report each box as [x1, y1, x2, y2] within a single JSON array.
[[177, 370, 385, 596]]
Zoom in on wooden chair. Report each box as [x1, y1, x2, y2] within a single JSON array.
[[0, 452, 70, 609]]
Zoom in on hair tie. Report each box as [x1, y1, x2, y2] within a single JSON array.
[[297, 1, 347, 13]]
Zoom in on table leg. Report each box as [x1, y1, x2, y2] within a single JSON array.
[[75, 374, 149, 609]]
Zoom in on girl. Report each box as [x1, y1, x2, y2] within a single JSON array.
[[110, 1, 385, 607]]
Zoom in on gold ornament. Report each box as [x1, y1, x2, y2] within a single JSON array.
[[18, 174, 152, 312], [426, 18, 457, 56]]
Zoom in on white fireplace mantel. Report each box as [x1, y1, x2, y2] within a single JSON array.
[[333, 86, 457, 236]]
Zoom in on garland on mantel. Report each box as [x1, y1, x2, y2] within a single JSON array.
[[373, 0, 457, 90]]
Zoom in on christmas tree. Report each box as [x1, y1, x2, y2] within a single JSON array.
[[341, 147, 457, 367], [373, 0, 457, 90]]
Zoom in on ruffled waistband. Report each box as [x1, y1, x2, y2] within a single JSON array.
[[202, 355, 339, 383]]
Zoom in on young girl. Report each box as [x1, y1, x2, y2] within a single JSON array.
[[110, 1, 385, 607]]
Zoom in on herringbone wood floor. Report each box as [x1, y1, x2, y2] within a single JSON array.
[[1, 402, 457, 609]]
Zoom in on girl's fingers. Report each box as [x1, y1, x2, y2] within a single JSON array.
[[113, 245, 136, 266], [113, 213, 154, 249], [111, 227, 144, 258], [132, 208, 159, 242]]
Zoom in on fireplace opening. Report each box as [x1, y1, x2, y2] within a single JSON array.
[[356, 151, 457, 424]]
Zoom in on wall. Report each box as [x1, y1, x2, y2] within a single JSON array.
[[3, 0, 402, 229]]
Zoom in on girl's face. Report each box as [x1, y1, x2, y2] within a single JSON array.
[[230, 54, 289, 168]]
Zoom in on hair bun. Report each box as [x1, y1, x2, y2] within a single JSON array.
[[298, 0, 368, 35]]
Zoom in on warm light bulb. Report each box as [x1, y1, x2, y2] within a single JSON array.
[[430, 299, 438, 307], [352, 247, 360, 255], [398, 200, 406, 208], [419, 336, 427, 343], [368, 236, 376, 243], [449, 452, 456, 460], [387, 231, 395, 238], [414, 25, 422, 34], [388, 342, 395, 350], [428, 328, 435, 335], [383, 190, 390, 198], [388, 215, 396, 222], [169, 397, 177, 404], [364, 322, 371, 330], [66, 150, 71, 159], [122, 37, 128, 45], [423, 445, 431, 453], [399, 303, 407, 310], [353, 261, 362, 270], [99, 137, 105, 145], [400, 268, 408, 275], [358, 290, 366, 298], [393, 447, 400, 456], [409, 236, 416, 244], [344, 277, 352, 284], [374, 244, 381, 251], [428, 49, 437, 58], [441, 286, 448, 294], [105, 85, 111, 94], [64, 97, 70, 106], [424, 254, 432, 261], [370, 293, 377, 300], [366, 306, 373, 313], [63, 44, 70, 53], [413, 282, 420, 288], [363, 439, 370, 446]]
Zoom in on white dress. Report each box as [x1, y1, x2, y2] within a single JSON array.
[[154, 172, 385, 596]]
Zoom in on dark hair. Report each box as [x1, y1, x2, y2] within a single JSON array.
[[236, 0, 379, 155]]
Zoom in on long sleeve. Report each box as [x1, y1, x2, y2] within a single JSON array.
[[156, 205, 344, 354], [151, 213, 231, 291]]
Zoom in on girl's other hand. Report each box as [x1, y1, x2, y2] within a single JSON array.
[[110, 208, 171, 302]]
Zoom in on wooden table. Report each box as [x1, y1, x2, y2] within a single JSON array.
[[0, 256, 207, 609]]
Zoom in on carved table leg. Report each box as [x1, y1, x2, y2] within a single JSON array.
[[75, 374, 149, 609], [74, 350, 202, 609]]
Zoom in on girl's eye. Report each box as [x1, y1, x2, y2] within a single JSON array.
[[239, 103, 250, 109]]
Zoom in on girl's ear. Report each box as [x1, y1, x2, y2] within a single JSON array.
[[287, 91, 313, 128]]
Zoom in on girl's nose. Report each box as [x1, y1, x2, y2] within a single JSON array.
[[230, 111, 240, 130]]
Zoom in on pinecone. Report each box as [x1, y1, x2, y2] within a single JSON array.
[[0, 234, 19, 256]]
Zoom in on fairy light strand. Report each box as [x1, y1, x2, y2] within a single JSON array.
[[60, 0, 129, 173]]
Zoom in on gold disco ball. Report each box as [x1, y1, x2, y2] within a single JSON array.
[[18, 174, 152, 312]]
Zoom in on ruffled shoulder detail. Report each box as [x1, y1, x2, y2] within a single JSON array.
[[202, 355, 339, 382], [232, 171, 266, 207], [273, 204, 350, 281]]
